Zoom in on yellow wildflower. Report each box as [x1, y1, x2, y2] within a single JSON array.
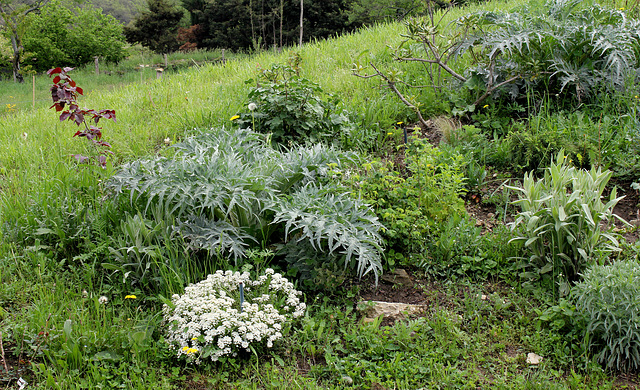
[[397, 121, 403, 125], [230, 115, 240, 121], [125, 294, 137, 299], [387, 132, 393, 135], [182, 346, 189, 351], [483, 104, 489, 109]]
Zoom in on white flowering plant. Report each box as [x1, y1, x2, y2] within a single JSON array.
[[163, 269, 305, 363]]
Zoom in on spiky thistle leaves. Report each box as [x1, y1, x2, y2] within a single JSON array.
[[107, 127, 383, 283], [451, 0, 640, 103]]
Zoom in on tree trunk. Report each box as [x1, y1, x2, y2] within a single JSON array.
[[299, 0, 303, 46], [249, 0, 255, 47], [10, 33, 23, 83], [279, 0, 283, 50]]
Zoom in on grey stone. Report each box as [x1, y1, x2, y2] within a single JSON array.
[[380, 268, 412, 287], [358, 300, 427, 323]]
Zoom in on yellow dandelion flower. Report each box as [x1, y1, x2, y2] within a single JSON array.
[[125, 294, 137, 299], [397, 121, 403, 125], [191, 337, 198, 341], [619, 7, 625, 10], [387, 132, 393, 135], [483, 104, 489, 109], [230, 115, 240, 121], [182, 346, 189, 351]]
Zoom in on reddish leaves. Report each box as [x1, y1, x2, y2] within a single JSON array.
[[48, 67, 115, 168]]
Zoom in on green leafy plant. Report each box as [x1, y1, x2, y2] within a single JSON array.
[[572, 260, 640, 371], [419, 214, 509, 279], [508, 150, 625, 296], [107, 126, 384, 286], [234, 56, 357, 146], [342, 136, 466, 261]]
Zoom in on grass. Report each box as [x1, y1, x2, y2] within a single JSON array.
[[1, 0, 639, 387]]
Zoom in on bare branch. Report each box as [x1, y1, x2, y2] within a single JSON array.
[[396, 56, 467, 82], [369, 63, 429, 129], [472, 75, 521, 107]]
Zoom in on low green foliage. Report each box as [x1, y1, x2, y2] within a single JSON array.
[[508, 151, 624, 296], [573, 260, 640, 372], [420, 215, 515, 280], [498, 109, 640, 176]]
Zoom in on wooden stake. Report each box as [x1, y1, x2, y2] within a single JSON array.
[[0, 331, 8, 372]]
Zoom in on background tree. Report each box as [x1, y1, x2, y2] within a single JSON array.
[[181, 0, 355, 51], [0, 0, 49, 82], [87, 0, 146, 24], [124, 0, 185, 53], [346, 0, 427, 26], [23, 0, 127, 72]]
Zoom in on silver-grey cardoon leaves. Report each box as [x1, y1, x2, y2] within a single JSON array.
[[107, 126, 383, 282]]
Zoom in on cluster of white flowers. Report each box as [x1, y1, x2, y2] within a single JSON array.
[[164, 269, 305, 363]]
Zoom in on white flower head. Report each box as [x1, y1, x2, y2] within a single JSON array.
[[164, 268, 305, 364], [98, 296, 108, 304], [248, 102, 257, 111]]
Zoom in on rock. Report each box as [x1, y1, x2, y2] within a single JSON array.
[[380, 268, 412, 287], [526, 352, 543, 365], [358, 301, 427, 323], [481, 294, 488, 300]]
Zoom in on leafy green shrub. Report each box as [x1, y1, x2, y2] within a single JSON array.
[[572, 260, 640, 371], [342, 137, 466, 262], [508, 151, 624, 296], [234, 58, 358, 146], [107, 126, 384, 286]]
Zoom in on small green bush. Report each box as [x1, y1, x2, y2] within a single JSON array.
[[573, 260, 640, 371], [342, 137, 467, 261], [235, 58, 358, 147]]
